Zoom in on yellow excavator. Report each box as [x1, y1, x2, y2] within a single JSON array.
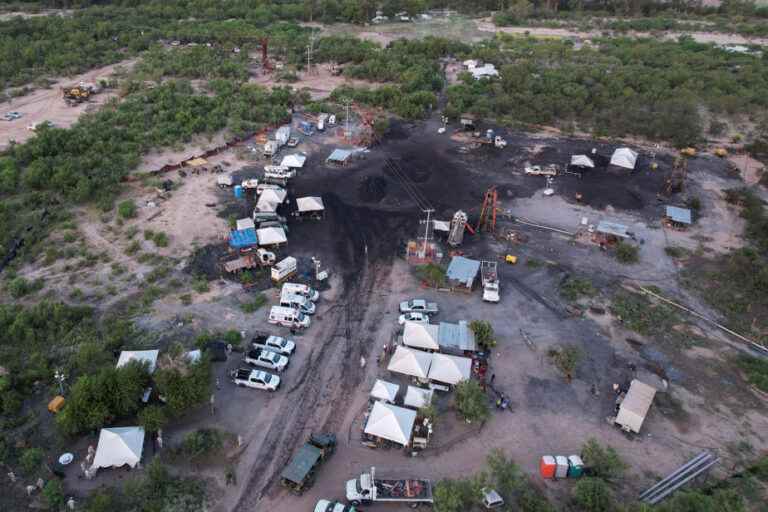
[[62, 83, 96, 106]]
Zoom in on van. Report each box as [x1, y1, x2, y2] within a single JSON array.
[[280, 291, 316, 315], [268, 306, 311, 329], [282, 282, 320, 302]]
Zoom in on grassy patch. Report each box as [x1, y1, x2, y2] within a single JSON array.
[[415, 263, 446, 288], [191, 277, 210, 294], [547, 344, 582, 382], [240, 293, 267, 313], [665, 246, 689, 258], [737, 356, 768, 393], [610, 291, 679, 338], [614, 241, 639, 264], [525, 258, 543, 268], [560, 276, 597, 302], [118, 200, 137, 219]]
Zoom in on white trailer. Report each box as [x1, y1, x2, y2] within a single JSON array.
[[271, 256, 298, 283], [481, 261, 500, 303]]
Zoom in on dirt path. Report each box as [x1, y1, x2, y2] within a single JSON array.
[[0, 59, 135, 150]]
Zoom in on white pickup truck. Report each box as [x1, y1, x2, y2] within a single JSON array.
[[399, 299, 438, 315], [481, 261, 500, 303], [251, 334, 296, 355], [346, 467, 433, 507], [230, 368, 280, 391], [244, 348, 289, 372]]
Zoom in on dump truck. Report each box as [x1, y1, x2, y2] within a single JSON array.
[[399, 299, 438, 315], [481, 261, 500, 303], [222, 249, 275, 273], [280, 433, 337, 494], [346, 467, 433, 507]]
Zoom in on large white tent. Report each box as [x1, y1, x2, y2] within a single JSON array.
[[402, 321, 440, 351], [281, 154, 307, 169], [236, 218, 255, 231], [404, 386, 434, 409], [610, 147, 638, 170], [296, 196, 325, 213], [364, 401, 416, 446], [571, 154, 595, 168], [387, 346, 431, 379], [370, 379, 400, 403], [428, 353, 472, 385], [256, 188, 287, 212], [91, 426, 145, 470], [116, 350, 159, 374], [256, 226, 287, 246]]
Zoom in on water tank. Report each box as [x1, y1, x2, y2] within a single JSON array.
[[448, 210, 468, 247]]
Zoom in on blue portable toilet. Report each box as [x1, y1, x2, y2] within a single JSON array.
[[233, 185, 244, 199]]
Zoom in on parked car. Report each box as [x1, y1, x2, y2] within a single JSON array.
[[314, 500, 356, 512], [244, 347, 289, 372], [398, 311, 429, 325], [3, 111, 22, 121], [230, 368, 280, 391], [251, 334, 296, 355], [398, 299, 438, 315]]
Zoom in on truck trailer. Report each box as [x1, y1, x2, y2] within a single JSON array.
[[346, 467, 433, 507]]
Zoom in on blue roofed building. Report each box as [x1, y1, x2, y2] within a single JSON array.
[[446, 256, 481, 291]]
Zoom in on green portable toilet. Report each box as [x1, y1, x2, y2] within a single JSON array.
[[567, 455, 584, 478]]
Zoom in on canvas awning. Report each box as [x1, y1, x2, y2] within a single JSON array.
[[427, 353, 472, 385], [596, 220, 629, 239], [665, 205, 692, 225], [571, 154, 595, 168], [403, 321, 440, 351], [364, 401, 416, 446], [610, 147, 638, 170], [229, 228, 258, 248], [91, 427, 145, 470], [236, 218, 255, 231], [281, 154, 306, 169], [370, 379, 400, 403], [256, 227, 287, 246], [116, 350, 159, 374], [387, 346, 432, 379], [404, 386, 433, 409], [296, 196, 325, 213]]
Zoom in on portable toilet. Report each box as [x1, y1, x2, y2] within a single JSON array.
[[567, 455, 584, 478], [234, 185, 244, 199], [555, 456, 569, 479], [539, 456, 556, 479]]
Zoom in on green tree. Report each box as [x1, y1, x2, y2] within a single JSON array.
[[433, 477, 484, 512], [43, 479, 66, 510], [20, 447, 44, 474], [469, 320, 496, 349], [573, 478, 614, 512], [154, 359, 211, 417], [138, 405, 168, 433], [581, 438, 627, 480], [117, 200, 137, 219], [454, 380, 489, 423]]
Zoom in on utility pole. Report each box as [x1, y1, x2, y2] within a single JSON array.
[[342, 98, 353, 140], [419, 209, 435, 258]]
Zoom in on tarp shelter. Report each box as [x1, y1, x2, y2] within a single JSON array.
[[571, 154, 595, 168], [403, 321, 440, 351], [404, 386, 433, 409], [296, 196, 325, 213], [438, 321, 477, 353], [229, 228, 258, 249], [432, 220, 450, 232], [116, 350, 159, 374], [236, 218, 255, 231], [665, 206, 692, 225], [596, 221, 630, 239], [256, 227, 287, 246], [327, 149, 352, 165], [364, 401, 416, 446], [610, 147, 638, 170], [370, 379, 400, 403], [428, 353, 472, 385], [387, 346, 432, 379], [615, 379, 656, 433], [446, 256, 481, 290], [281, 154, 306, 169], [91, 427, 145, 470], [256, 188, 287, 212]]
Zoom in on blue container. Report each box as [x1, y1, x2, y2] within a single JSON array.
[[234, 185, 244, 199]]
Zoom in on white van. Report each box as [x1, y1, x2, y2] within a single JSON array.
[[282, 282, 319, 302], [280, 291, 316, 315], [268, 306, 310, 329]]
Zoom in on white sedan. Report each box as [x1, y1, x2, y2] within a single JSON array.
[[398, 311, 429, 325]]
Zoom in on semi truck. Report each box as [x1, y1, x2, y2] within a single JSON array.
[[481, 260, 500, 303], [346, 467, 433, 507]]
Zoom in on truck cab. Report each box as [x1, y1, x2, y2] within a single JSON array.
[[345, 473, 373, 505]]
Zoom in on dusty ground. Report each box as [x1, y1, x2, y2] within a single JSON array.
[[248, 64, 380, 100], [0, 60, 134, 150]]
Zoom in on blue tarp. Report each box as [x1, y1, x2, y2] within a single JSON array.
[[446, 256, 480, 288], [229, 228, 258, 249]]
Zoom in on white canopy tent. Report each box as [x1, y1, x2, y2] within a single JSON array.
[[236, 218, 255, 231], [610, 147, 638, 170], [281, 154, 306, 169], [404, 386, 433, 409], [370, 379, 400, 403], [91, 427, 145, 470], [116, 350, 159, 374], [256, 227, 287, 246], [364, 401, 416, 446], [296, 196, 325, 213], [571, 154, 595, 168], [402, 321, 440, 351], [428, 353, 472, 385], [256, 188, 287, 212], [387, 346, 432, 379]]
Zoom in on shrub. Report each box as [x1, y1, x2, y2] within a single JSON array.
[[615, 242, 639, 264], [454, 380, 489, 423], [433, 477, 484, 512], [153, 232, 169, 247], [560, 277, 597, 302], [179, 428, 225, 461], [154, 359, 211, 417], [144, 229, 155, 241], [118, 200, 137, 219], [416, 263, 446, 288], [469, 320, 496, 349], [20, 447, 44, 474], [664, 246, 688, 258], [581, 438, 627, 480], [138, 405, 168, 433], [573, 478, 613, 512], [223, 330, 242, 345], [191, 277, 210, 294], [126, 240, 141, 255], [737, 356, 768, 393], [240, 294, 267, 313], [548, 344, 582, 382], [43, 479, 65, 510], [180, 294, 192, 305], [7, 276, 44, 298]]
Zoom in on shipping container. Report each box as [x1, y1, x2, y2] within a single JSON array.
[[567, 455, 584, 478], [555, 456, 569, 479], [539, 456, 556, 479]]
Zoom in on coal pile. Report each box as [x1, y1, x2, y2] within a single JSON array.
[[358, 176, 388, 203], [184, 243, 229, 279]]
